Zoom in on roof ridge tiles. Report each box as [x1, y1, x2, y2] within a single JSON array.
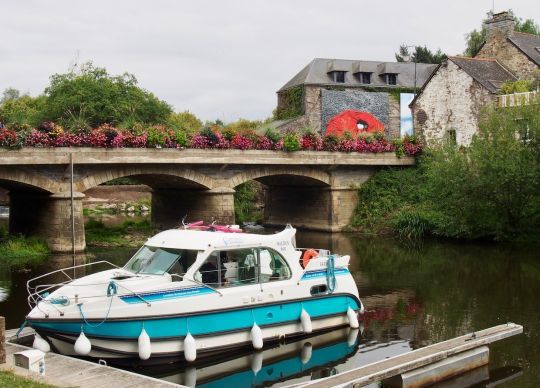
[[512, 31, 540, 38], [450, 56, 497, 62]]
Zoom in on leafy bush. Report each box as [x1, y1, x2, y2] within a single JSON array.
[[0, 95, 46, 128], [323, 134, 339, 151], [283, 132, 300, 151], [499, 80, 535, 94], [146, 125, 171, 147]]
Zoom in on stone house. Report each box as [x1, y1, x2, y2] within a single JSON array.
[[276, 58, 437, 139], [412, 11, 540, 146]]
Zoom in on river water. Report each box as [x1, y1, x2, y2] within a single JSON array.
[[0, 227, 538, 386]]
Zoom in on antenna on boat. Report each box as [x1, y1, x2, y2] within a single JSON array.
[[180, 215, 187, 229]]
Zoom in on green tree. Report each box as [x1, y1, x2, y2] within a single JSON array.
[[395, 45, 447, 64], [43, 62, 172, 129], [1, 88, 21, 104], [167, 111, 203, 133], [0, 94, 46, 128], [464, 11, 540, 57]]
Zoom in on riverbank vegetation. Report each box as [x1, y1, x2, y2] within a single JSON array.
[[0, 227, 49, 266], [85, 218, 154, 247], [234, 182, 264, 225], [352, 102, 540, 242]]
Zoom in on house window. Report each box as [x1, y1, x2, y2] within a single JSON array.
[[359, 72, 371, 84], [329, 71, 346, 83], [386, 74, 397, 85], [446, 129, 457, 145]]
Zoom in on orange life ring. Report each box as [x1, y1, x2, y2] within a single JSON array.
[[302, 249, 319, 268]]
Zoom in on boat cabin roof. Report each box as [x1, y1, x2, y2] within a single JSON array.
[[145, 227, 297, 252]]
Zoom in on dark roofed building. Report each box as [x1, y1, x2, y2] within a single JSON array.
[[476, 11, 540, 78], [276, 58, 437, 137], [449, 56, 516, 92], [411, 11, 539, 146]]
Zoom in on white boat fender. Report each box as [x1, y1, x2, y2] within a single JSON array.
[[300, 308, 312, 334], [347, 307, 359, 329], [300, 342, 312, 365], [347, 328, 359, 347], [74, 330, 92, 355], [33, 333, 50, 353], [184, 332, 197, 362], [138, 327, 151, 360], [251, 351, 263, 374], [184, 366, 197, 388], [251, 323, 263, 350]]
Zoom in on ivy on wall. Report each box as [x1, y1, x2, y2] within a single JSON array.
[[275, 85, 304, 120]]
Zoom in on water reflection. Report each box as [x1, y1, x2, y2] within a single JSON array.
[[128, 328, 362, 387]]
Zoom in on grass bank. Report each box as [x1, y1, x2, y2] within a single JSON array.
[[0, 370, 56, 387], [0, 231, 49, 267], [85, 218, 154, 247]]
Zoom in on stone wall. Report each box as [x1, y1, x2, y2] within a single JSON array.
[[387, 95, 401, 139], [476, 32, 538, 79], [413, 60, 494, 146]]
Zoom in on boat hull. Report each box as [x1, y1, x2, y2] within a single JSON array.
[[29, 294, 361, 361], [38, 313, 354, 361]]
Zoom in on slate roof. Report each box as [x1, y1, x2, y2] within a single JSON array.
[[278, 58, 438, 92], [508, 32, 540, 66], [449, 56, 516, 93]]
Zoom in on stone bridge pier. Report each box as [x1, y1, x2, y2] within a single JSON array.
[[9, 191, 86, 252], [0, 149, 414, 252], [151, 188, 235, 228]]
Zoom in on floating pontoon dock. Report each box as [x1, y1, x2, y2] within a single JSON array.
[[289, 323, 523, 387]]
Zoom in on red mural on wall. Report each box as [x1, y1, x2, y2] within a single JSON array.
[[326, 110, 385, 137]]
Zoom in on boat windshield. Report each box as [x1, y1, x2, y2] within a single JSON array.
[[124, 246, 199, 276]]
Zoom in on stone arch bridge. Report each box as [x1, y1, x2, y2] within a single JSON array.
[[0, 148, 413, 252]]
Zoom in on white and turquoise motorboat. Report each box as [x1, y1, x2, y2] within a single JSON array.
[[25, 224, 364, 362]]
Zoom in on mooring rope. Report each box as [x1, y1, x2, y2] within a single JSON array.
[[77, 281, 117, 328], [326, 255, 336, 293]]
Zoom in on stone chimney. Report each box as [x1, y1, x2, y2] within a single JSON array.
[[484, 11, 515, 39]]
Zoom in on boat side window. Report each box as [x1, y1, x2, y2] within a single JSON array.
[[194, 247, 290, 287], [259, 248, 291, 282], [195, 248, 259, 288], [124, 246, 198, 276]]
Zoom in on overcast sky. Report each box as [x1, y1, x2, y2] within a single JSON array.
[[1, 0, 538, 122]]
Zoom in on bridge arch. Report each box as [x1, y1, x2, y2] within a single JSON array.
[[76, 165, 216, 192], [230, 167, 331, 189], [0, 169, 58, 194]]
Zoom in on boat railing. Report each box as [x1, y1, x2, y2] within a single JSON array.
[[26, 260, 120, 309]]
